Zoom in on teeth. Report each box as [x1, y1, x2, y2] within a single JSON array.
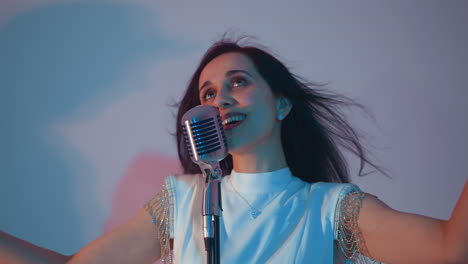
[[222, 115, 246, 125]]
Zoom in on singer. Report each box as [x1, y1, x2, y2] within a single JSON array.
[[1, 37, 468, 263]]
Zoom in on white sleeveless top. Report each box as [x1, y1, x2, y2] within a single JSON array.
[[145, 168, 378, 263]]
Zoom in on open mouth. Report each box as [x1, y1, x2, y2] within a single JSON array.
[[222, 114, 247, 130]]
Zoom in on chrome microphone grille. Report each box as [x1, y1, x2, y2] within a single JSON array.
[[181, 106, 228, 163]]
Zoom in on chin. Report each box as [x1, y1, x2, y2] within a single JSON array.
[[227, 143, 255, 156]]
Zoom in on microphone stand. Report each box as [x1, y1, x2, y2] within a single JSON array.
[[181, 105, 227, 264], [200, 163, 223, 264]]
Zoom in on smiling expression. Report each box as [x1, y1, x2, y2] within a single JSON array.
[[198, 52, 283, 156]]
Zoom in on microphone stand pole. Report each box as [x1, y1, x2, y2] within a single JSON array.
[[201, 164, 222, 264]]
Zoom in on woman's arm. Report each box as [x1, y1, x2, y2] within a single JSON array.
[[442, 179, 468, 263], [359, 179, 468, 264], [1, 208, 161, 264], [0, 230, 71, 263], [67, 208, 161, 263]]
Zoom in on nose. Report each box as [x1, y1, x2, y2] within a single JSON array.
[[213, 86, 235, 109]]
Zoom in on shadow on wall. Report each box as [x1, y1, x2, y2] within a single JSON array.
[[0, 2, 182, 254]]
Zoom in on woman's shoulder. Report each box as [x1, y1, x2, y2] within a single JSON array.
[[308, 181, 361, 196], [164, 173, 205, 196], [305, 181, 364, 219], [165, 173, 203, 186]]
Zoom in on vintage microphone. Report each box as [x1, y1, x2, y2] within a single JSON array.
[[181, 105, 228, 264]]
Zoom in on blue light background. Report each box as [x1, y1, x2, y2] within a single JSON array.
[[1, 0, 467, 256]]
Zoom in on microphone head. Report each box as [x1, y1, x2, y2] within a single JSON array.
[[181, 105, 228, 164]]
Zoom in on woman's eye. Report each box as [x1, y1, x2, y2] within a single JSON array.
[[203, 89, 216, 101], [231, 77, 247, 88]]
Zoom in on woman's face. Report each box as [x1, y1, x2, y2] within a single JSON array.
[[198, 52, 283, 155]]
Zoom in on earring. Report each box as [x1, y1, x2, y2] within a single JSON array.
[[277, 114, 283, 121]]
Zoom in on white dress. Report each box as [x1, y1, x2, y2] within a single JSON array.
[[145, 168, 378, 263]]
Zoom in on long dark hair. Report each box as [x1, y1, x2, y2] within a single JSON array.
[[175, 38, 386, 183]]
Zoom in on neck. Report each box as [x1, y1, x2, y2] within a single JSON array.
[[231, 143, 288, 173], [230, 121, 288, 173]]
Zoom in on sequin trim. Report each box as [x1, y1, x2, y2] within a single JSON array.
[[334, 185, 381, 264], [144, 180, 174, 263]]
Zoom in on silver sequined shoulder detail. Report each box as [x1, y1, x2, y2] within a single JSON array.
[[144, 179, 174, 263], [334, 185, 381, 264]]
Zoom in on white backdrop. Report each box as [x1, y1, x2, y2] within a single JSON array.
[[1, 0, 467, 256]]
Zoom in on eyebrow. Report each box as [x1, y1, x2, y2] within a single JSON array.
[[199, 70, 253, 92]]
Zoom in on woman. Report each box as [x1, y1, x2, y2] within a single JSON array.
[[1, 38, 467, 263]]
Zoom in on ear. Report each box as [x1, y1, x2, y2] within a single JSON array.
[[276, 97, 292, 121]]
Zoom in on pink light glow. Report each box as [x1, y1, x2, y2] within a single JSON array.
[[103, 152, 182, 232]]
